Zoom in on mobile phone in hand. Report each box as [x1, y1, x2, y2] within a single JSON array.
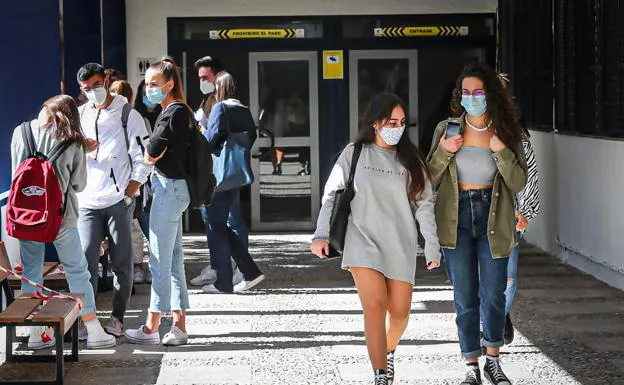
[[446, 120, 462, 138]]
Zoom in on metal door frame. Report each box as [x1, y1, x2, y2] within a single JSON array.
[[348, 49, 419, 143], [249, 51, 320, 231]]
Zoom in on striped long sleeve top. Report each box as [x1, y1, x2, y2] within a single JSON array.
[[516, 138, 540, 222]]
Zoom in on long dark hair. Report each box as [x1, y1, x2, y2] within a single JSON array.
[[148, 56, 185, 102], [41, 95, 87, 147], [214, 71, 237, 102], [134, 79, 162, 115], [450, 62, 522, 149], [356, 92, 429, 203]]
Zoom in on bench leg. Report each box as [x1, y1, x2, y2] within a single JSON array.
[[5, 324, 14, 362], [54, 324, 64, 385], [2, 280, 14, 303], [70, 321, 78, 362]]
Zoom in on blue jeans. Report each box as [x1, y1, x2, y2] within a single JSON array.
[[20, 227, 96, 315], [204, 189, 262, 292], [148, 171, 190, 312], [200, 189, 249, 262], [504, 233, 521, 315], [443, 189, 509, 359], [136, 207, 150, 243]]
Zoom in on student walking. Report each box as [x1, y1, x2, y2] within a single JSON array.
[[311, 93, 441, 385], [427, 62, 528, 385]]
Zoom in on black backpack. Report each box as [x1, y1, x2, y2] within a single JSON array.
[[171, 103, 216, 208]]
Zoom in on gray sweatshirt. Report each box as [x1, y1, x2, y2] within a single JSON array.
[[314, 143, 441, 284], [11, 120, 87, 228]]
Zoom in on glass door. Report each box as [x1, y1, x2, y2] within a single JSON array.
[[249, 52, 319, 231], [349, 50, 419, 144]]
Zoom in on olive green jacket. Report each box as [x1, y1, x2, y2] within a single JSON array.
[[426, 118, 528, 258]]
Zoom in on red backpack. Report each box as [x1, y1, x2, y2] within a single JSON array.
[[6, 122, 73, 242]]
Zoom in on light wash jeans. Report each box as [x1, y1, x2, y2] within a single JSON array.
[[504, 233, 521, 315], [20, 226, 96, 315], [148, 170, 190, 313]]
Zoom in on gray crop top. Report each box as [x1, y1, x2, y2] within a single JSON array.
[[455, 146, 497, 185]]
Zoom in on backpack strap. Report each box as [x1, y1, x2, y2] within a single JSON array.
[[345, 142, 363, 189], [48, 140, 73, 164], [21, 121, 37, 157], [121, 103, 134, 170]]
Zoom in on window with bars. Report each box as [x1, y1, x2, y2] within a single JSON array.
[[500, 0, 554, 130], [556, 0, 624, 138]]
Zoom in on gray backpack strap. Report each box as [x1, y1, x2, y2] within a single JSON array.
[[121, 103, 134, 170]]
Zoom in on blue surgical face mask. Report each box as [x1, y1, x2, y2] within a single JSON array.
[[146, 84, 169, 105], [461, 95, 487, 117], [142, 95, 159, 110]]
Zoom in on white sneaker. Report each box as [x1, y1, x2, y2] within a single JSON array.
[[28, 326, 55, 350], [87, 328, 116, 349], [232, 268, 244, 285], [133, 266, 145, 283], [162, 326, 188, 346], [234, 274, 266, 293], [124, 326, 161, 345], [190, 266, 217, 286], [202, 284, 229, 294]]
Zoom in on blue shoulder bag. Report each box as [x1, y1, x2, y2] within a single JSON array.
[[213, 103, 254, 192]]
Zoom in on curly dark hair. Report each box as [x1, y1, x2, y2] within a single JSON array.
[[450, 62, 522, 149], [356, 92, 429, 204]]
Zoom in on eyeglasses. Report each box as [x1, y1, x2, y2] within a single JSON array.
[[461, 89, 485, 96]]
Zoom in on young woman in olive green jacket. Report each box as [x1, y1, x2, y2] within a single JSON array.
[[427, 63, 527, 385]]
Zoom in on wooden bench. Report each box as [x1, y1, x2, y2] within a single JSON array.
[[0, 241, 81, 385], [8, 262, 69, 291]]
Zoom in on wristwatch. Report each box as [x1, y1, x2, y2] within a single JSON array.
[[124, 195, 134, 206]]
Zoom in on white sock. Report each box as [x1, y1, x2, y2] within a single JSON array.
[[84, 318, 107, 336]]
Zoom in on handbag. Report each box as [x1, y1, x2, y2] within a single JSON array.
[[327, 142, 363, 257], [213, 103, 254, 192]]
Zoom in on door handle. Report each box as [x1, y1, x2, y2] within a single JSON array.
[[252, 128, 276, 159]]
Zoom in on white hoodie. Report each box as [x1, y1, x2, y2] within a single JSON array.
[[77, 95, 152, 210]]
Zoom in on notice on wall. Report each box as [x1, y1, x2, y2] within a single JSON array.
[[137, 57, 157, 79], [323, 50, 344, 80], [209, 29, 305, 39], [374, 26, 469, 37]]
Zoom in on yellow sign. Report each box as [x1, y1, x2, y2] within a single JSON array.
[[374, 26, 469, 37], [323, 50, 344, 80], [210, 28, 305, 39]]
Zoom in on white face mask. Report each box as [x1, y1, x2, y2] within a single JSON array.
[[200, 80, 215, 95], [85, 87, 108, 105], [378, 125, 405, 146]]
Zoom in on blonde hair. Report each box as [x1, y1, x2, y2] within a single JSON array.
[[110, 80, 133, 102]]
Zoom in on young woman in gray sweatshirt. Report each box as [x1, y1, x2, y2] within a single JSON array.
[[311, 93, 441, 385], [10, 95, 115, 350]]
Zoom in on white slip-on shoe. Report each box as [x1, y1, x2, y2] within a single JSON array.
[[162, 326, 188, 346], [87, 329, 116, 349], [234, 274, 266, 293], [28, 326, 56, 350], [202, 284, 229, 294], [124, 326, 161, 345], [190, 267, 217, 286]]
